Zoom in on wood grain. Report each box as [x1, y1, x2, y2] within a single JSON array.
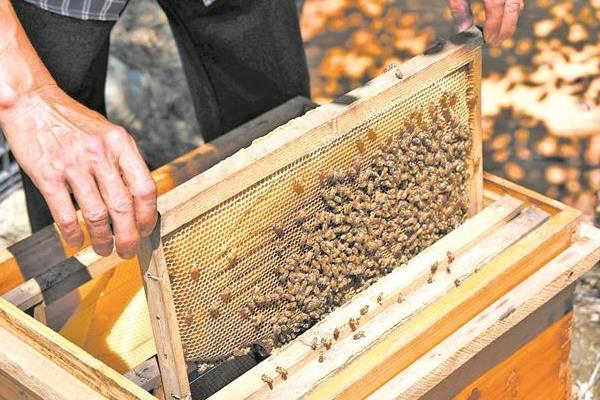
[[368, 224, 600, 398], [454, 312, 573, 400]]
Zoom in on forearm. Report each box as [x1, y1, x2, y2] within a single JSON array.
[[0, 0, 55, 115]]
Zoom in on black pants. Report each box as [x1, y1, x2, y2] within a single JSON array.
[[12, 0, 310, 232]]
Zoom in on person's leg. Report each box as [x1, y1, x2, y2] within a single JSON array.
[[157, 0, 310, 143], [10, 0, 115, 232]]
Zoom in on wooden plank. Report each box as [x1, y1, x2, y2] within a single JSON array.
[[210, 198, 537, 400], [138, 223, 191, 400], [0, 297, 155, 400], [483, 172, 570, 215], [368, 224, 600, 398], [258, 207, 579, 400], [421, 282, 574, 399], [467, 36, 483, 217], [156, 27, 484, 236], [454, 312, 573, 400], [0, 96, 314, 298], [0, 325, 107, 400]]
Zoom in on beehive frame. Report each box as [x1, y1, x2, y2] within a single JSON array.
[[138, 28, 484, 399]]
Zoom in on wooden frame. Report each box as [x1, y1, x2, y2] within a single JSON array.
[[137, 27, 484, 398], [0, 176, 597, 399]]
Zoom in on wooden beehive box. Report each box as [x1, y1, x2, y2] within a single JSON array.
[[0, 27, 599, 400]]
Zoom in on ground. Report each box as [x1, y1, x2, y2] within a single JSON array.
[[1, 0, 600, 396]]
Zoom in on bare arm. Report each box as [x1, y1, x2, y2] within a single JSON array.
[[0, 0, 157, 258]]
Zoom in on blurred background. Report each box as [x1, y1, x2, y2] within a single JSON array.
[[1, 0, 600, 396]]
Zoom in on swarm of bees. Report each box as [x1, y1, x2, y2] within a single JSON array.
[[240, 94, 471, 348]]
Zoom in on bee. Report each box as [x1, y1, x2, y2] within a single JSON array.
[[252, 313, 266, 328], [355, 139, 366, 154], [360, 305, 369, 316], [353, 331, 366, 340], [209, 303, 220, 318], [295, 208, 308, 225], [292, 179, 305, 194], [397, 295, 405, 304], [184, 310, 194, 326], [276, 366, 288, 380], [454, 278, 461, 287], [367, 129, 378, 142], [261, 374, 274, 389], [427, 275, 433, 284], [311, 337, 318, 350], [272, 223, 285, 237], [333, 327, 340, 340], [239, 306, 250, 320], [349, 317, 358, 331], [377, 293, 384, 305], [220, 287, 232, 303], [430, 261, 439, 275], [318, 350, 325, 363], [322, 337, 333, 350], [190, 263, 201, 281], [225, 248, 238, 267]]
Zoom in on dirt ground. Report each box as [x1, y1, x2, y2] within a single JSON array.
[[1, 0, 600, 396]]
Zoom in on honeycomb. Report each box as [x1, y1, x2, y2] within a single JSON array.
[[162, 64, 477, 362]]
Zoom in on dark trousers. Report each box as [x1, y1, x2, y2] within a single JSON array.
[[12, 0, 310, 232]]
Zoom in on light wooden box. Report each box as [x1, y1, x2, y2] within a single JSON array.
[[1, 27, 599, 400]]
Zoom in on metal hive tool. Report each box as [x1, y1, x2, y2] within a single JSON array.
[[138, 28, 483, 399]]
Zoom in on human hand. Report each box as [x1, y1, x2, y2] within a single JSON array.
[[447, 0, 525, 45], [0, 85, 157, 258]]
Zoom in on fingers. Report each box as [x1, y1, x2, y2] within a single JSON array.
[[41, 181, 83, 248], [115, 136, 157, 238], [90, 150, 140, 259], [483, 0, 506, 44], [64, 169, 114, 257], [484, 0, 523, 44], [448, 0, 474, 32], [498, 0, 523, 42]]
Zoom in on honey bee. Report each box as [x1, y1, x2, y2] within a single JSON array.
[[292, 179, 305, 194], [333, 327, 340, 340], [430, 261, 439, 275], [454, 278, 461, 287], [225, 248, 238, 267], [397, 295, 405, 304], [349, 317, 358, 331], [184, 310, 194, 326], [272, 223, 285, 237], [447, 250, 455, 264], [355, 139, 366, 154], [190, 263, 201, 281], [311, 336, 318, 350], [318, 351, 325, 363], [209, 303, 220, 318], [276, 366, 288, 380], [220, 287, 232, 303], [360, 305, 369, 316], [353, 331, 366, 340], [322, 337, 333, 350], [295, 209, 308, 225], [261, 374, 274, 389]]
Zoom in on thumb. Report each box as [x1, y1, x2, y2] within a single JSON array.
[[448, 0, 474, 32]]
